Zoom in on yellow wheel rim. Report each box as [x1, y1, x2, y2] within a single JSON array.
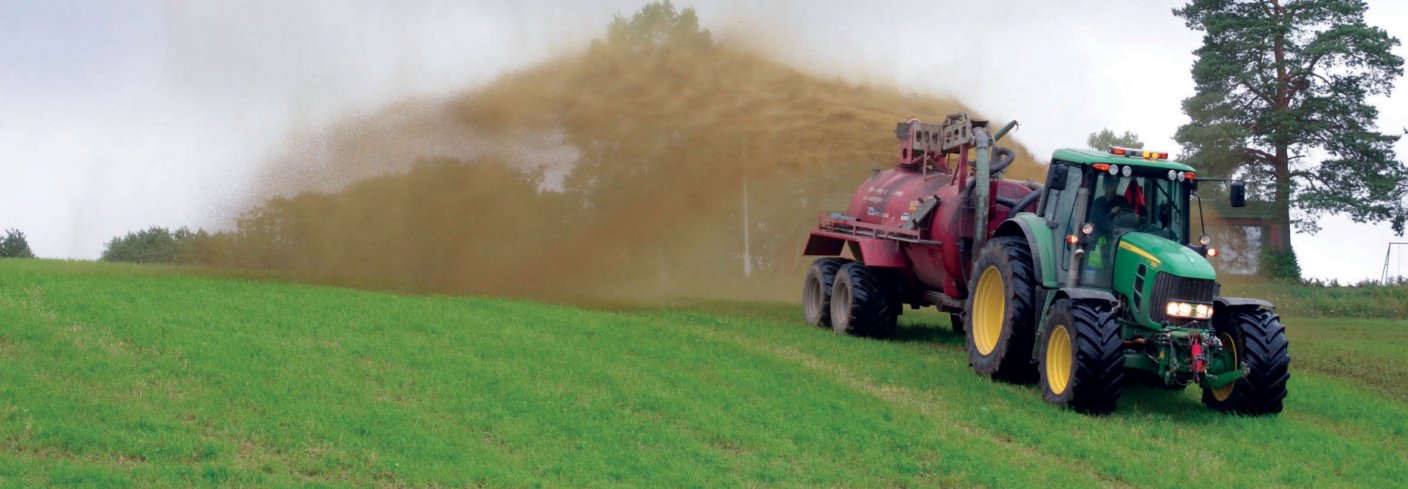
[[972, 266, 1005, 355], [1046, 324, 1073, 395], [1212, 332, 1238, 402]]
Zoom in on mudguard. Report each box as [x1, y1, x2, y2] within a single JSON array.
[[802, 231, 907, 268], [848, 238, 907, 268], [1214, 297, 1274, 310], [1056, 287, 1118, 305], [995, 214, 1058, 289], [803, 232, 846, 256]]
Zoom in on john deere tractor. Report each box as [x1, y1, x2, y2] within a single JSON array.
[[971, 148, 1290, 415], [802, 114, 1289, 415]]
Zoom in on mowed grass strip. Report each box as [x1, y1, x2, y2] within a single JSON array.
[[0, 260, 1404, 487]]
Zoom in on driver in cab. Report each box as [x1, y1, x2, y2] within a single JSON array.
[[1090, 177, 1133, 237]]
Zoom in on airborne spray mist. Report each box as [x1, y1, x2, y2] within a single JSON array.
[[204, 12, 1045, 305]]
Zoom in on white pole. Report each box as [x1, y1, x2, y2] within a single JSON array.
[[742, 143, 752, 279]]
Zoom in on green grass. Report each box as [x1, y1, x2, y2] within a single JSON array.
[[1, 259, 1406, 487], [1221, 280, 1408, 319]]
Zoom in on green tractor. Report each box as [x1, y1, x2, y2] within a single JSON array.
[[804, 114, 1288, 414], [968, 147, 1290, 415]]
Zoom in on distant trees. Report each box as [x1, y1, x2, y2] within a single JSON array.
[[0, 229, 35, 258], [101, 226, 213, 264], [602, 0, 711, 51], [1087, 129, 1144, 150]]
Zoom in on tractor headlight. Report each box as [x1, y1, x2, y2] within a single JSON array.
[[1165, 301, 1213, 320], [1199, 234, 1212, 246]]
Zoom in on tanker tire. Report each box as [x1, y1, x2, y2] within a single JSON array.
[[830, 262, 899, 338], [1202, 307, 1289, 416], [1039, 299, 1124, 415], [803, 257, 852, 328], [964, 236, 1038, 383]]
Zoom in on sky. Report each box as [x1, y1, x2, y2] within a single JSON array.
[[1, 0, 1406, 282]]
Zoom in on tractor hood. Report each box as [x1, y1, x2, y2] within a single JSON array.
[[1116, 232, 1215, 280]]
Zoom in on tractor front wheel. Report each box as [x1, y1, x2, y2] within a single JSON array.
[[1202, 307, 1289, 415], [965, 237, 1038, 383], [1038, 298, 1125, 414], [803, 257, 852, 328], [830, 262, 899, 338]]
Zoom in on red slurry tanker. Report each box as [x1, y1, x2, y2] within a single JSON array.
[[801, 113, 1289, 415]]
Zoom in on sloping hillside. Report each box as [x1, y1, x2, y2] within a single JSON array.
[[2, 260, 1405, 487]]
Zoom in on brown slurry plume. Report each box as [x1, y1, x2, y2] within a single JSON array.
[[209, 39, 1046, 304]]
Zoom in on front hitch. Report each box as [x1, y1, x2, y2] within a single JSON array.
[[1202, 365, 1250, 390]]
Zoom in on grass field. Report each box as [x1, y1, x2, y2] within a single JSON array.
[[1, 259, 1406, 487]]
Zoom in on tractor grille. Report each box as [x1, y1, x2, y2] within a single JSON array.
[[1149, 272, 1216, 323]]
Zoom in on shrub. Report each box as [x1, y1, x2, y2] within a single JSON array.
[[1260, 247, 1302, 282], [101, 226, 211, 264], [0, 229, 35, 258]]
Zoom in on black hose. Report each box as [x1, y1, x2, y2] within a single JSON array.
[[990, 147, 1015, 175], [1009, 188, 1042, 213]]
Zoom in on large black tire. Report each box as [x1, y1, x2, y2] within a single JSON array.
[[965, 236, 1038, 383], [1202, 307, 1290, 415], [803, 257, 852, 328], [830, 262, 900, 338], [1038, 299, 1125, 414]]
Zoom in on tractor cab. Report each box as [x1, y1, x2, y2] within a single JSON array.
[[1039, 147, 1209, 290]]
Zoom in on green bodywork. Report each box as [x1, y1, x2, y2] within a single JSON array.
[[1006, 148, 1242, 390], [1113, 232, 1215, 329]]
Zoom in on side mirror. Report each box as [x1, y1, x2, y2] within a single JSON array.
[[1230, 181, 1246, 208], [1048, 165, 1069, 191]]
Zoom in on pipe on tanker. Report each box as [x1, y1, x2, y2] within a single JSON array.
[[972, 130, 993, 261], [993, 120, 1020, 143]]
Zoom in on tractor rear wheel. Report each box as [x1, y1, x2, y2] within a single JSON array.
[[1202, 307, 1289, 415], [1038, 298, 1125, 414], [830, 262, 899, 338], [965, 237, 1038, 383], [803, 257, 852, 328]]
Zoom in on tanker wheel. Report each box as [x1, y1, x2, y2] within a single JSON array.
[[1038, 298, 1125, 415], [1202, 307, 1289, 416], [802, 257, 852, 328], [964, 236, 1038, 383], [829, 262, 899, 338]]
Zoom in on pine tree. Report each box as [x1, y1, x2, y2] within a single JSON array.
[[1173, 0, 1407, 255]]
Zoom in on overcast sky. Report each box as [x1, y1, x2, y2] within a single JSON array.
[[2, 0, 1406, 282]]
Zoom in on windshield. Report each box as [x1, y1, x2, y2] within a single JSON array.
[[1080, 169, 1191, 287], [1088, 171, 1189, 243]]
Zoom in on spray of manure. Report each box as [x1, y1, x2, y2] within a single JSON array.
[[197, 16, 1046, 306]]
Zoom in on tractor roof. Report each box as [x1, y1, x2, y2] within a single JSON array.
[[1052, 148, 1196, 172]]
